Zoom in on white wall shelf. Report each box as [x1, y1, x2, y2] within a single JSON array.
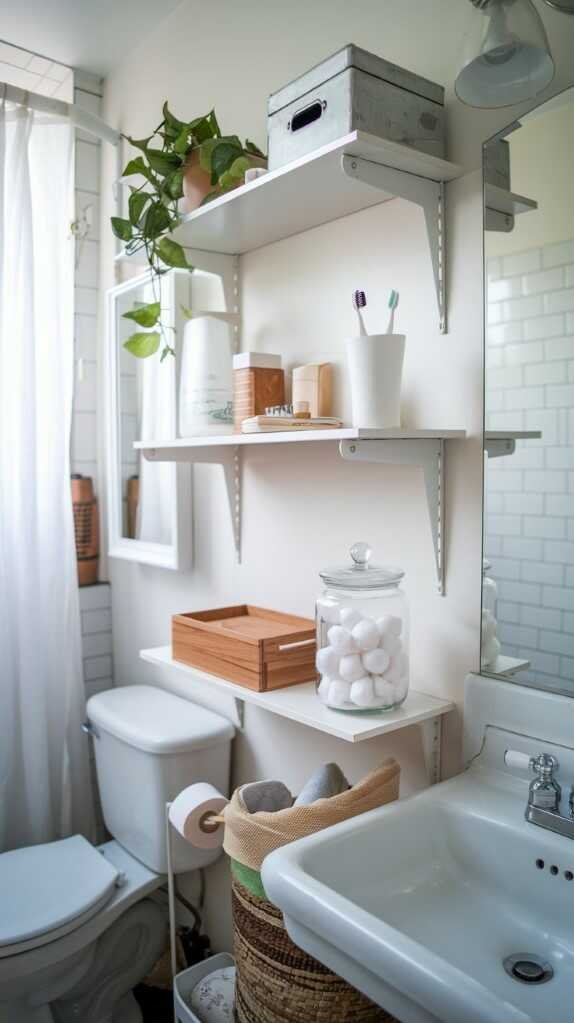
[[485, 655, 530, 677], [118, 131, 461, 332], [140, 646, 454, 781], [136, 428, 465, 593], [485, 431, 542, 458], [134, 428, 464, 452]]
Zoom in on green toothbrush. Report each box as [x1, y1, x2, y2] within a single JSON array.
[[385, 289, 399, 334]]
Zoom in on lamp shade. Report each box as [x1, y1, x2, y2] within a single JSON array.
[[456, 0, 555, 108]]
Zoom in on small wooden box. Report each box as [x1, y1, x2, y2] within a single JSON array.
[[172, 605, 317, 691], [233, 361, 284, 433]]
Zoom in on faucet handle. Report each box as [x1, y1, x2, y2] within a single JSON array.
[[504, 749, 561, 812], [530, 754, 561, 812], [531, 753, 559, 778]]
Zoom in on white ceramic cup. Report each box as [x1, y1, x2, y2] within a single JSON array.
[[345, 333, 406, 428]]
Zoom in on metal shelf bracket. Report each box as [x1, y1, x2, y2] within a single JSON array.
[[420, 715, 443, 784], [339, 437, 446, 595], [485, 437, 516, 459], [341, 154, 447, 333]]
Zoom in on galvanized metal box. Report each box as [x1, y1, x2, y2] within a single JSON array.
[[268, 45, 445, 171]]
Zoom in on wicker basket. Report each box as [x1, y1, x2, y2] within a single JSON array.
[[71, 474, 99, 585], [231, 876, 397, 1023]]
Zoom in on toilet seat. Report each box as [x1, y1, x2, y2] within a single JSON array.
[[0, 835, 119, 958]]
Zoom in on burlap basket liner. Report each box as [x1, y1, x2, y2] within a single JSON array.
[[232, 877, 397, 1023], [223, 757, 401, 872], [225, 759, 401, 1021]]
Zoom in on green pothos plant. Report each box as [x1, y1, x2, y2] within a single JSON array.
[[111, 104, 265, 360]]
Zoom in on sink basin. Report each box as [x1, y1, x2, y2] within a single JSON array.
[[262, 765, 574, 1023]]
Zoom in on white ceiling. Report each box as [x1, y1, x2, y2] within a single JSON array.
[[0, 0, 184, 76]]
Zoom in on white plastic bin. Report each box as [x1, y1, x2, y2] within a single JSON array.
[[174, 953, 235, 1023]]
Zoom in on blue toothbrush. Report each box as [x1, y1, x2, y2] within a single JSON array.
[[385, 289, 399, 333]]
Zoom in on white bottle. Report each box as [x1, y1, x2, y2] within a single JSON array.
[[179, 316, 234, 436]]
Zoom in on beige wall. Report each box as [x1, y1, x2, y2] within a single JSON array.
[[99, 0, 574, 949], [489, 94, 574, 257]]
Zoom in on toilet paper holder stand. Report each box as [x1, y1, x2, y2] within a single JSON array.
[[165, 796, 228, 978]]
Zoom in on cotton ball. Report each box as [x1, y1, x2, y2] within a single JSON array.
[[361, 647, 390, 675], [373, 677, 396, 706], [350, 676, 376, 707], [393, 676, 409, 703], [339, 653, 365, 683], [377, 615, 402, 640], [384, 652, 408, 685], [380, 633, 401, 658], [327, 625, 355, 655], [328, 679, 352, 707], [317, 675, 333, 701], [482, 610, 496, 643], [481, 635, 501, 668], [319, 600, 341, 626], [316, 645, 340, 676], [351, 618, 379, 652], [340, 607, 363, 630]]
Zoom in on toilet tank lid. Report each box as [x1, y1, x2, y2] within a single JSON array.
[[87, 685, 235, 754]]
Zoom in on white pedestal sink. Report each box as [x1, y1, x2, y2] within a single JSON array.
[[262, 674, 574, 1023]]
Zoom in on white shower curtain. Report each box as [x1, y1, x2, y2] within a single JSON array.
[[0, 98, 95, 849]]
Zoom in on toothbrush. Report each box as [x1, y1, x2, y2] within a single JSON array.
[[352, 290, 367, 336], [385, 289, 399, 334]]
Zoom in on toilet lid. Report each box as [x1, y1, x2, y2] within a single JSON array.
[[0, 835, 119, 956]]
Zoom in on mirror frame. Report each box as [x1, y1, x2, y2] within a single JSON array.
[[105, 269, 192, 570]]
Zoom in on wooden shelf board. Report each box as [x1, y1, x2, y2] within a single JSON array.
[[140, 646, 454, 744]]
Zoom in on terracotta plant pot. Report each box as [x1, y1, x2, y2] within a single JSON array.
[[182, 150, 213, 212], [182, 150, 267, 213]]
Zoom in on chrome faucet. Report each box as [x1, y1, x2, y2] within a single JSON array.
[[505, 749, 574, 839]]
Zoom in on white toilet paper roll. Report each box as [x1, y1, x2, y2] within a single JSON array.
[[168, 782, 227, 850]]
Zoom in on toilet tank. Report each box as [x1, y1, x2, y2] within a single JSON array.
[[87, 685, 235, 875]]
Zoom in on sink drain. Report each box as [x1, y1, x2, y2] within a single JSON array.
[[503, 954, 554, 985]]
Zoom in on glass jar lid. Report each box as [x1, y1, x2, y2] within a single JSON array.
[[319, 542, 404, 590]]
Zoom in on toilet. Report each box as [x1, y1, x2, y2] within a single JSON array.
[[0, 685, 235, 1023]]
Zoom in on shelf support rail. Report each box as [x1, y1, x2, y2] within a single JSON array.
[[144, 444, 242, 563], [339, 438, 446, 595], [420, 715, 443, 785], [341, 154, 447, 333]]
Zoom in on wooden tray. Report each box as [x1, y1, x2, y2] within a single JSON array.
[[172, 605, 317, 691]]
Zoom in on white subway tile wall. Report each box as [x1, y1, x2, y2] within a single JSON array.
[[487, 242, 574, 691], [80, 583, 113, 839], [80, 583, 114, 695], [72, 73, 102, 485], [72, 79, 110, 837]]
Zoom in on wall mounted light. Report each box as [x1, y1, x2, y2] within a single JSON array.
[[456, 0, 555, 108]]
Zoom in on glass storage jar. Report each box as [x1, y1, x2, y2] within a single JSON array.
[[315, 542, 409, 712]]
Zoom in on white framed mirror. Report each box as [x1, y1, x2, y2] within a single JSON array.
[[106, 269, 192, 569]]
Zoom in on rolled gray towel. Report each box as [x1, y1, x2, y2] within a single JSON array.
[[240, 779, 293, 813], [294, 763, 350, 806]]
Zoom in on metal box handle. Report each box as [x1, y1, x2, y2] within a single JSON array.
[[288, 100, 326, 133]]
